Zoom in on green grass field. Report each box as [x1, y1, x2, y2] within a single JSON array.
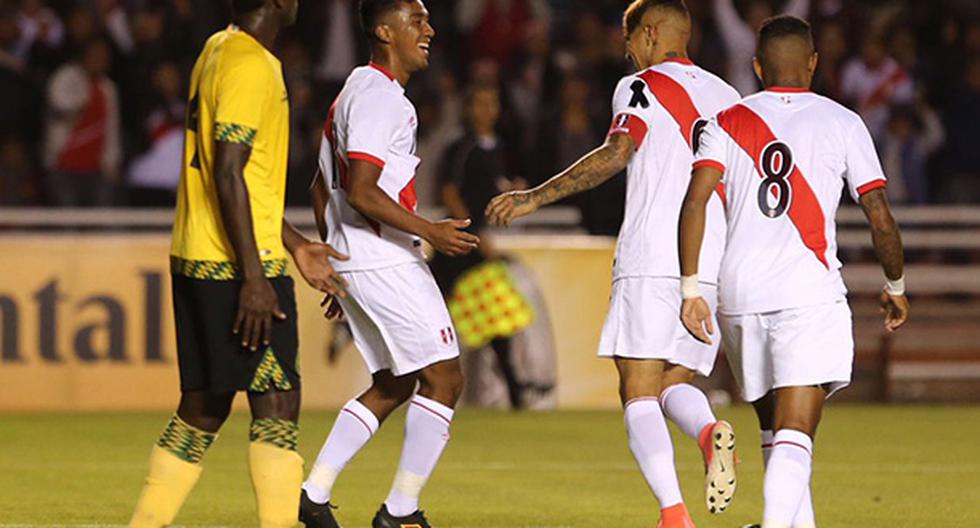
[[2, 405, 978, 527]]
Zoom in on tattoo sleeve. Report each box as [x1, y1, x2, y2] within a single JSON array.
[[859, 188, 905, 280], [530, 133, 635, 207]]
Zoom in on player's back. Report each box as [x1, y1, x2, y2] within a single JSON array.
[[694, 88, 887, 314], [319, 63, 424, 272], [171, 26, 290, 277], [611, 58, 741, 283]]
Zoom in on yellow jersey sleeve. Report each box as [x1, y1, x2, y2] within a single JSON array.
[[213, 54, 274, 147]]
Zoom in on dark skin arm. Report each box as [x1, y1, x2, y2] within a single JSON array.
[[213, 140, 282, 351], [309, 168, 349, 320], [678, 165, 723, 345], [859, 188, 909, 331], [346, 159, 480, 256], [485, 133, 635, 226]]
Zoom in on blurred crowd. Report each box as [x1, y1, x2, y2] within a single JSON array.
[[1, 0, 979, 230]]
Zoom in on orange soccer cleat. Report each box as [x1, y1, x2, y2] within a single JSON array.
[[698, 420, 737, 514], [656, 503, 697, 528]]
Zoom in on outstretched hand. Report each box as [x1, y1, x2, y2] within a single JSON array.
[[426, 218, 480, 256], [485, 190, 539, 227], [681, 297, 715, 345], [293, 241, 350, 298]]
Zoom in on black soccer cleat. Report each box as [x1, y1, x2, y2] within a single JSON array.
[[299, 489, 342, 528], [372, 504, 432, 528]]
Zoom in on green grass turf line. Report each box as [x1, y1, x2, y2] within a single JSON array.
[[1, 405, 978, 526]]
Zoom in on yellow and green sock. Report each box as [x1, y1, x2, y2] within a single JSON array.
[[249, 418, 303, 528], [129, 414, 216, 528]]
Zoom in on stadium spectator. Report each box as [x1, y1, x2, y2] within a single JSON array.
[[537, 73, 624, 235], [455, 0, 551, 68], [880, 102, 944, 204], [43, 38, 121, 207], [840, 35, 915, 140], [939, 55, 980, 203], [13, 0, 64, 63], [125, 61, 183, 207], [415, 70, 464, 209], [712, 0, 811, 95]]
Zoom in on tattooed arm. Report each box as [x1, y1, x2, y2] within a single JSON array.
[[485, 133, 635, 227], [859, 187, 909, 331]]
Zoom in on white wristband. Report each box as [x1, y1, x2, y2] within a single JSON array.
[[884, 276, 906, 296], [681, 275, 701, 299]]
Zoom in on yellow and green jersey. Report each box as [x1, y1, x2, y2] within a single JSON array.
[[170, 25, 290, 280]]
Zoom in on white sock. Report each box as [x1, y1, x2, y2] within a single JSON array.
[[660, 383, 717, 439], [384, 395, 454, 517], [624, 397, 684, 508], [303, 399, 379, 504], [762, 430, 816, 528], [763, 429, 813, 528]]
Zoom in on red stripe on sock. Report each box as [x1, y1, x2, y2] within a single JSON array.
[[773, 440, 812, 455], [342, 408, 375, 436], [411, 400, 452, 426], [760, 443, 774, 449]]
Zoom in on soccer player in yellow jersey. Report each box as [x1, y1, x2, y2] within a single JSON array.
[[129, 1, 348, 527]]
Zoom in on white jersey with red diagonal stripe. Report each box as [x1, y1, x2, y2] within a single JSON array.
[[693, 88, 888, 314], [319, 62, 425, 272], [607, 58, 741, 283]]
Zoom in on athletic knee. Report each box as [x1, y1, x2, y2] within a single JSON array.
[[773, 418, 818, 438], [177, 391, 234, 433], [419, 361, 464, 407], [248, 389, 301, 422], [372, 376, 418, 405], [618, 378, 662, 407]]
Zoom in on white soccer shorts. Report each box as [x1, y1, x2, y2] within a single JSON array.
[[719, 300, 854, 403], [338, 261, 460, 377], [597, 277, 720, 377]]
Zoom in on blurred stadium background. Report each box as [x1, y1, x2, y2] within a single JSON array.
[[1, 0, 979, 525]]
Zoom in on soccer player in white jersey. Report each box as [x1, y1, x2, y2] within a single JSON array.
[[299, 1, 480, 527], [679, 16, 910, 528], [488, 1, 740, 526]]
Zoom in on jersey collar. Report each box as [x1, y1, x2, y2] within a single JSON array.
[[662, 57, 695, 66], [369, 61, 397, 82], [766, 86, 812, 93]]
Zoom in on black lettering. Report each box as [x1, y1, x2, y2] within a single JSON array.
[[757, 141, 794, 218], [0, 295, 20, 362], [74, 296, 127, 363], [35, 280, 64, 363], [142, 271, 165, 363]]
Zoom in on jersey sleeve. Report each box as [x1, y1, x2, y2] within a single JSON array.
[[843, 117, 888, 202], [214, 54, 272, 147], [345, 89, 403, 169], [607, 76, 650, 150], [692, 116, 729, 176]]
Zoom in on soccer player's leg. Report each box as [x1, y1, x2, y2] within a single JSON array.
[[374, 358, 464, 528], [129, 275, 235, 528], [753, 392, 815, 528], [615, 358, 695, 528], [237, 276, 304, 528], [129, 391, 233, 528], [248, 388, 303, 528], [661, 366, 736, 515], [302, 370, 418, 527], [761, 386, 825, 528]]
